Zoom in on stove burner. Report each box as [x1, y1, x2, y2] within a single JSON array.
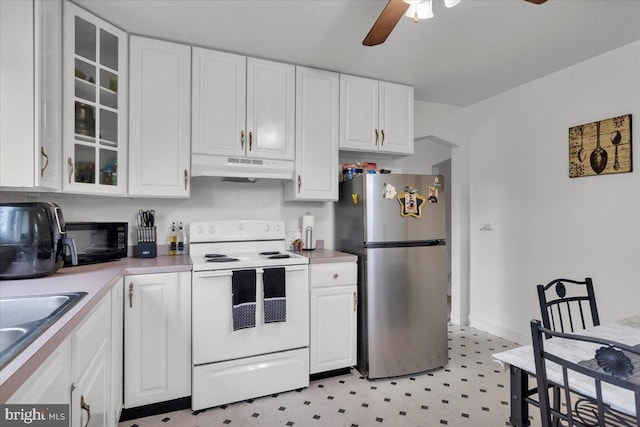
[[268, 254, 291, 259], [204, 254, 226, 258], [259, 251, 281, 256], [206, 257, 239, 263]]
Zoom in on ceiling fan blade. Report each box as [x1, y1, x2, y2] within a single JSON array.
[[363, 0, 410, 47], [524, 0, 548, 4]]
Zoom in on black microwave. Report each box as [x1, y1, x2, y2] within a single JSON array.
[[64, 222, 128, 266]]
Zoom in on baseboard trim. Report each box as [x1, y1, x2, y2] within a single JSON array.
[[310, 367, 353, 382], [119, 396, 191, 422], [468, 316, 528, 345]]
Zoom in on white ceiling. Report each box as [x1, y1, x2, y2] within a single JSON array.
[[75, 0, 640, 107]]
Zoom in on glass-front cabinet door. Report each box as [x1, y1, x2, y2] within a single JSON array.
[[63, 2, 127, 194]]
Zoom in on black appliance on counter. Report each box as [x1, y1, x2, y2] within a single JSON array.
[[64, 222, 128, 266], [0, 202, 77, 280]]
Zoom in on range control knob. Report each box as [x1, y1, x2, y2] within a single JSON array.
[[265, 224, 271, 232], [208, 225, 215, 233], [274, 224, 281, 232], [196, 225, 203, 233]]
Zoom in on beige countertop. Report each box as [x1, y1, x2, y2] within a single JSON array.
[[296, 248, 358, 264], [0, 255, 192, 403]]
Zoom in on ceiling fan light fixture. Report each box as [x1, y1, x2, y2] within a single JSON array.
[[405, 0, 433, 22], [444, 0, 461, 8]]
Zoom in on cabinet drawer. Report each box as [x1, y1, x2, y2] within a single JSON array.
[[310, 262, 356, 288]]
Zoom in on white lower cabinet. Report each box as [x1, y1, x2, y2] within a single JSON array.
[[6, 338, 72, 405], [71, 341, 110, 427], [71, 295, 111, 427], [111, 281, 124, 423], [7, 290, 117, 427], [124, 272, 191, 408], [309, 262, 357, 374]]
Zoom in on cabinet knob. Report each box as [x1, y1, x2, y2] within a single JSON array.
[[333, 273, 339, 279], [129, 283, 134, 308], [249, 131, 253, 151], [241, 130, 245, 150], [40, 147, 49, 177], [374, 129, 379, 146], [353, 292, 357, 312], [67, 157, 74, 183], [184, 169, 189, 191], [298, 175, 301, 193], [381, 129, 385, 146]]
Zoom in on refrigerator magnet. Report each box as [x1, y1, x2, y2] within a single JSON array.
[[428, 187, 439, 203], [398, 188, 425, 217], [383, 183, 397, 199], [352, 193, 359, 204]]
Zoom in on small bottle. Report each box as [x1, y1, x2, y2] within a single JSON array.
[[169, 222, 177, 256], [177, 222, 185, 254]]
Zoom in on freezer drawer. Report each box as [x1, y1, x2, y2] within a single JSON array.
[[361, 245, 448, 378]]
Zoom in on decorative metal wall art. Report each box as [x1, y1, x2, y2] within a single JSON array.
[[569, 114, 632, 178]]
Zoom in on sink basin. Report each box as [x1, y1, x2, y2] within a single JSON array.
[[0, 327, 28, 354], [0, 292, 87, 369]]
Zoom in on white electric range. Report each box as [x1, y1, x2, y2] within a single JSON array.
[[190, 220, 310, 411]]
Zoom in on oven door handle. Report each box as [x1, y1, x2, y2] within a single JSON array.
[[197, 266, 307, 278], [257, 266, 308, 274], [284, 266, 308, 272], [197, 271, 233, 278]]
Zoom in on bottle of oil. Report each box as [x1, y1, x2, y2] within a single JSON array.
[[177, 222, 185, 254], [169, 222, 177, 255]]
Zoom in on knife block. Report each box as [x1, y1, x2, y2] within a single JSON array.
[[137, 226, 156, 258]]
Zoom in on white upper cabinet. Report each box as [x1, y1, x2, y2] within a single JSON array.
[[340, 74, 414, 155], [129, 36, 191, 197], [284, 66, 339, 201], [62, 1, 128, 195], [192, 50, 294, 162], [379, 81, 414, 154], [339, 75, 379, 152], [192, 48, 246, 157], [247, 58, 295, 160], [0, 0, 62, 191]]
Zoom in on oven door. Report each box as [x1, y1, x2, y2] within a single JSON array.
[[192, 265, 309, 365]]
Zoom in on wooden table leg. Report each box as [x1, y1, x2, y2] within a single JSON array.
[[509, 365, 530, 427]]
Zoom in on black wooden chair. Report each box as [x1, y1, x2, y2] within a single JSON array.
[[537, 277, 600, 337], [530, 319, 640, 427]]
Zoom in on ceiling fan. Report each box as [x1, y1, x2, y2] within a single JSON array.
[[363, 0, 548, 46]]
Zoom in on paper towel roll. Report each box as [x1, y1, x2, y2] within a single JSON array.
[[301, 213, 315, 250]]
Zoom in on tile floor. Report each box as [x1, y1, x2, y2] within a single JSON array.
[[119, 323, 541, 427]]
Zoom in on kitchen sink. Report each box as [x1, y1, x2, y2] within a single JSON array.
[[0, 292, 87, 369], [0, 327, 28, 354]]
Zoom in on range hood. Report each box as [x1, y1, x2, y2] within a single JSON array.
[[191, 154, 294, 180]]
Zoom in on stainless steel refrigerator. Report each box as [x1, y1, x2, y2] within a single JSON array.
[[335, 173, 448, 379]]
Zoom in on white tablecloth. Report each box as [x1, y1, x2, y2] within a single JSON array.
[[492, 315, 640, 417]]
